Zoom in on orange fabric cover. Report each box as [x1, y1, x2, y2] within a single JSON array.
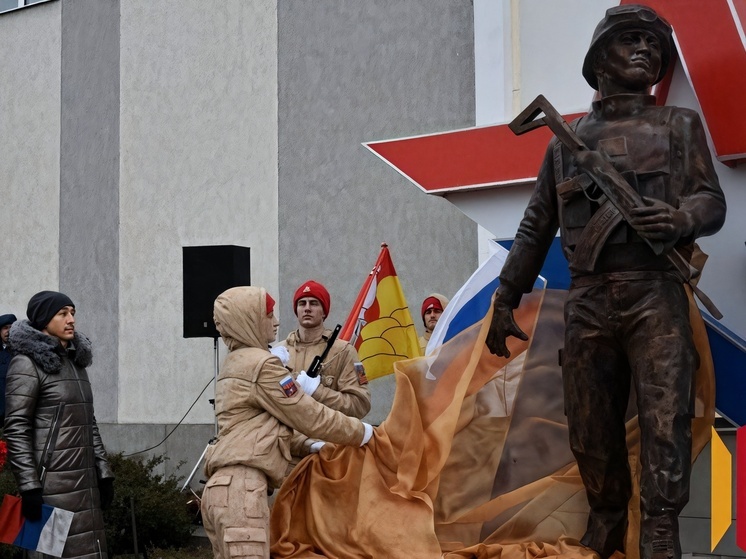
[[271, 287, 713, 559]]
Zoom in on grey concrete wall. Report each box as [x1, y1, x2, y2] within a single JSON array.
[[117, 0, 279, 429], [98, 423, 216, 486], [277, 0, 478, 421], [0, 0, 477, 467], [59, 0, 120, 423], [0, 1, 61, 314]]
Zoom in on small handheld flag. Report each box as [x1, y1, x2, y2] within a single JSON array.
[[0, 494, 74, 557]]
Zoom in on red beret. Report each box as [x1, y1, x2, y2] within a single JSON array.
[[265, 293, 275, 314], [421, 296, 444, 319], [293, 280, 330, 317]]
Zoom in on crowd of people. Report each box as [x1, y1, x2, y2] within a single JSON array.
[[0, 282, 447, 559]]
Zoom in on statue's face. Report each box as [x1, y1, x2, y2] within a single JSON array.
[[598, 29, 662, 94]]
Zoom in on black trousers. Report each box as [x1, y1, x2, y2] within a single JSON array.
[[563, 274, 697, 559]]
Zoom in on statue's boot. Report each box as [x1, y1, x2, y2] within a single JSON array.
[[640, 511, 680, 559], [580, 507, 627, 559]]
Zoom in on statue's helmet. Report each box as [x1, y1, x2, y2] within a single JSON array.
[[582, 4, 673, 91]]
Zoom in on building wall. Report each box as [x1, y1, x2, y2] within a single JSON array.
[[0, 0, 477, 477], [117, 0, 280, 431], [0, 1, 61, 314], [59, 0, 121, 423], [277, 0, 478, 422]]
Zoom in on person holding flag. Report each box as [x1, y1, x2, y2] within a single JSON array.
[[4, 291, 114, 559]]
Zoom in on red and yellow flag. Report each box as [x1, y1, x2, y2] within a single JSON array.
[[340, 243, 421, 380]]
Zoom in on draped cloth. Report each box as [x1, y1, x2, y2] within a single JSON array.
[[270, 287, 714, 559]]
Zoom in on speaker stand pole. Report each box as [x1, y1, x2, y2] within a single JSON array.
[[213, 337, 219, 435], [181, 337, 220, 492]]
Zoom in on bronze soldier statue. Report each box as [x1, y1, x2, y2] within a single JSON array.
[[485, 5, 726, 559]]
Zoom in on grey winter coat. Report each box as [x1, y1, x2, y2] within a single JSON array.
[[5, 320, 113, 559]]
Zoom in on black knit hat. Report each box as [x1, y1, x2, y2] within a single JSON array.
[[0, 314, 16, 328], [27, 291, 75, 330]]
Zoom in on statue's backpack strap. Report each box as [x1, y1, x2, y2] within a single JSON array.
[[552, 116, 583, 185]]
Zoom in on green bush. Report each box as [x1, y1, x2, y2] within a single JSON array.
[[104, 453, 195, 555]]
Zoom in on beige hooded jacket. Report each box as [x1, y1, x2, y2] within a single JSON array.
[[203, 286, 365, 488]]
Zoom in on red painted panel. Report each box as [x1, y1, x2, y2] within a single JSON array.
[[622, 0, 746, 162], [368, 1, 746, 195], [735, 0, 746, 24], [367, 114, 584, 194]]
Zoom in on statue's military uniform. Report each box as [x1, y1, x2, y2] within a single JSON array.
[[499, 92, 725, 559]]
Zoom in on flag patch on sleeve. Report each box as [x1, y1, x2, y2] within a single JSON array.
[[279, 375, 298, 397], [354, 362, 368, 385]]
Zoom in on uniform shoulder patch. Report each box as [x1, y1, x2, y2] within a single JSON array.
[[354, 362, 368, 385], [279, 375, 298, 397]]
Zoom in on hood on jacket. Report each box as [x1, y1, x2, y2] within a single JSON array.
[[214, 286, 270, 352], [8, 319, 93, 374]]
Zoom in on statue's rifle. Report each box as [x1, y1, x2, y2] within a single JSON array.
[[509, 95, 722, 319]]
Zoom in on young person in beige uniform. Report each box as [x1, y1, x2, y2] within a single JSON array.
[[276, 280, 370, 420], [201, 286, 373, 559]]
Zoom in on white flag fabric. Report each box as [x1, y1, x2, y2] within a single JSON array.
[[426, 240, 545, 355]]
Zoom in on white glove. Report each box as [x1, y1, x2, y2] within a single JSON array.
[[309, 441, 326, 453], [360, 422, 373, 446], [270, 346, 290, 367], [295, 370, 321, 396]]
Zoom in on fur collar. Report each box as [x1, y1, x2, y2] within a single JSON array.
[[8, 319, 93, 374]]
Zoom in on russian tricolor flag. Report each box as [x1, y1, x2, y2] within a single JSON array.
[[425, 238, 561, 355], [0, 494, 73, 557]]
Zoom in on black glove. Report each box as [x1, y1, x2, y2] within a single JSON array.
[[485, 284, 528, 358], [99, 478, 115, 510], [21, 488, 44, 521]]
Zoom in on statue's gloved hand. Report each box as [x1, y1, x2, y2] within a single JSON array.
[[629, 196, 694, 251], [21, 488, 43, 521], [485, 285, 528, 358], [295, 370, 321, 396]]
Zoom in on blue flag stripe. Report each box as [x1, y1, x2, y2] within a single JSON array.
[[442, 278, 501, 345]]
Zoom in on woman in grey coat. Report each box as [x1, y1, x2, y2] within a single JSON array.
[[4, 291, 114, 559]]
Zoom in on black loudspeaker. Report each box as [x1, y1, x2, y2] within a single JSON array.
[[183, 245, 251, 338]]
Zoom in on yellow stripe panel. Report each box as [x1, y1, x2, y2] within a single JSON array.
[[711, 427, 732, 551]]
